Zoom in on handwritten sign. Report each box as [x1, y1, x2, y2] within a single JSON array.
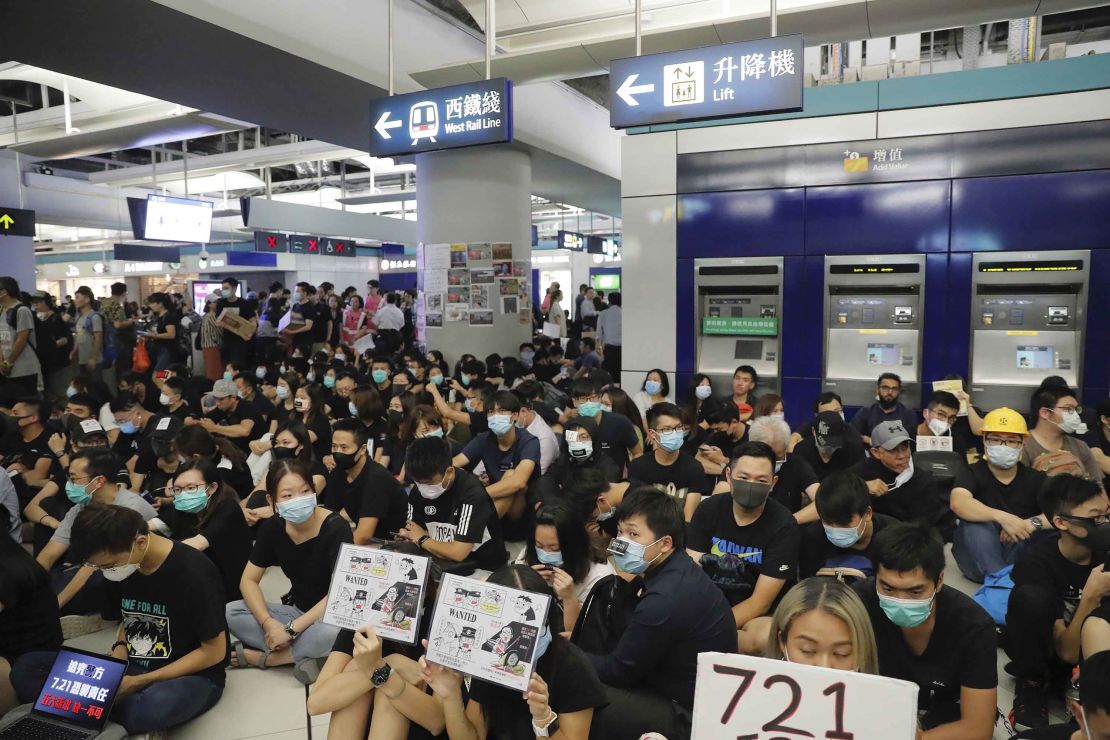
[[322, 545, 430, 645], [425, 574, 551, 692], [692, 653, 918, 740]]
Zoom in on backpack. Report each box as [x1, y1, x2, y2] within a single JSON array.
[[5, 304, 44, 363], [972, 564, 1014, 626], [1031, 449, 1089, 480], [80, 310, 117, 364], [570, 574, 643, 655]]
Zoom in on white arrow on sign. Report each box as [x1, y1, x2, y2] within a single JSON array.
[[616, 74, 655, 107], [374, 111, 403, 139]]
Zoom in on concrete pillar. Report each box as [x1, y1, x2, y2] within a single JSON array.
[[416, 145, 532, 367], [0, 152, 36, 293]]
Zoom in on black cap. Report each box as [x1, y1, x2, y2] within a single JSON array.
[[149, 414, 184, 441], [814, 411, 847, 449], [72, 419, 109, 443]]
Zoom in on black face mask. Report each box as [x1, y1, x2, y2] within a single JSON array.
[[272, 446, 298, 460], [333, 451, 360, 470], [388, 410, 403, 425]]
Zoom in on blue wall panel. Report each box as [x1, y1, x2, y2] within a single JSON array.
[[782, 376, 822, 429], [1084, 249, 1110, 402], [951, 170, 1110, 252], [379, 272, 415, 293], [919, 253, 954, 408], [944, 252, 973, 385], [677, 189, 805, 259], [676, 259, 696, 374], [781, 256, 821, 381], [804, 180, 951, 255]]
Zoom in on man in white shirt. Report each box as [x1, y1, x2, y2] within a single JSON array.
[[374, 292, 406, 353], [597, 292, 622, 380], [512, 389, 559, 476]]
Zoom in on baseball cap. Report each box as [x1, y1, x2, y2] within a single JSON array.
[[30, 290, 50, 302], [211, 379, 237, 398], [870, 421, 911, 450], [72, 419, 109, 443], [813, 411, 847, 449]]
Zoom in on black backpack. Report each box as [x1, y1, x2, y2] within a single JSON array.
[[570, 574, 643, 655], [5, 304, 45, 362]]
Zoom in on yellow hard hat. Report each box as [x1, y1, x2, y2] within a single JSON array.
[[980, 407, 1029, 436]]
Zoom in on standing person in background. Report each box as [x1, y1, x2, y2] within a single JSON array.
[[31, 291, 72, 401], [341, 294, 369, 347], [310, 286, 332, 355], [579, 286, 598, 334], [143, 292, 180, 373], [597, 292, 622, 381], [254, 296, 282, 361], [542, 280, 560, 314], [0, 276, 42, 395], [324, 294, 342, 349], [71, 286, 103, 381], [100, 282, 135, 382], [374, 293, 405, 354], [215, 277, 257, 368], [547, 289, 566, 339], [364, 279, 383, 338], [199, 294, 224, 381]]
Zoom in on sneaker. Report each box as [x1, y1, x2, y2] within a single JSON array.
[[1009, 680, 1049, 730], [293, 657, 326, 685], [60, 614, 103, 640]]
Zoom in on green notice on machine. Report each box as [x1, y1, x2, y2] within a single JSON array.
[[702, 316, 778, 336]]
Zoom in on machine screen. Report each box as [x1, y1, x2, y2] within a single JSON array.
[[866, 343, 900, 366], [1016, 346, 1054, 370], [734, 340, 762, 360]]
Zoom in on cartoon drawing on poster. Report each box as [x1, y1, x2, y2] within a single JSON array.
[[450, 244, 468, 267], [425, 574, 551, 692], [467, 243, 492, 262], [323, 545, 430, 643], [492, 242, 513, 261]]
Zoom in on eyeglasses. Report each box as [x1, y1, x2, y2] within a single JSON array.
[[66, 474, 94, 485], [1052, 405, 1083, 414], [1060, 513, 1110, 527], [573, 395, 600, 404], [167, 485, 207, 497], [984, 436, 1023, 449], [655, 425, 686, 434]]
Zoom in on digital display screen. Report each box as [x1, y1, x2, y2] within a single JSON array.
[[1016, 346, 1054, 370], [145, 195, 213, 243], [33, 649, 127, 729], [979, 260, 1083, 273], [830, 264, 920, 275], [866, 343, 900, 366], [591, 274, 620, 291]]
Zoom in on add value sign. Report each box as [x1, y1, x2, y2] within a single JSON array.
[[692, 653, 918, 740], [609, 35, 804, 128], [368, 78, 513, 158], [0, 207, 35, 237]]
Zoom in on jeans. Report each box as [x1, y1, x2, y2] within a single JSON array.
[[951, 520, 1029, 583], [154, 347, 173, 372], [225, 601, 339, 661], [11, 651, 223, 734]]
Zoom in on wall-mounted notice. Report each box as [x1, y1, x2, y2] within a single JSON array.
[[323, 545, 430, 645], [425, 574, 551, 691]]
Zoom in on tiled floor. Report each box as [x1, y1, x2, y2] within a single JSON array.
[[53, 544, 1058, 738]]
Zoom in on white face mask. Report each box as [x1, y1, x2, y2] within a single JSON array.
[[1056, 409, 1088, 436], [158, 393, 172, 406], [927, 417, 950, 437], [891, 458, 914, 489], [101, 541, 141, 582], [416, 471, 451, 500]]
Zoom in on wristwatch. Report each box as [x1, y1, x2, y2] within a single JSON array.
[[533, 711, 559, 738], [417, 534, 431, 550], [371, 663, 393, 687], [1029, 517, 1044, 530], [284, 620, 301, 638]]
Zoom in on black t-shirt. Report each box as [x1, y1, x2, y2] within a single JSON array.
[[769, 455, 819, 514], [165, 496, 252, 602], [798, 513, 900, 580], [0, 556, 62, 660], [248, 392, 275, 425], [1014, 724, 1078, 740], [312, 302, 332, 343], [7, 430, 63, 481], [592, 411, 639, 472], [324, 458, 408, 538], [855, 578, 997, 711], [119, 541, 230, 686], [953, 461, 1046, 519], [298, 411, 332, 459], [469, 641, 607, 740], [792, 434, 867, 482], [848, 457, 941, 525], [406, 468, 506, 570], [289, 303, 314, 348], [214, 398, 264, 452], [249, 511, 353, 611], [363, 417, 391, 459], [152, 310, 182, 358], [466, 411, 489, 435], [215, 298, 256, 348], [1012, 533, 1105, 625], [628, 451, 709, 509], [687, 494, 799, 605]]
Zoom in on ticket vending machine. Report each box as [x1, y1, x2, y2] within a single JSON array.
[[695, 257, 783, 395], [823, 254, 927, 408], [969, 250, 1089, 410]]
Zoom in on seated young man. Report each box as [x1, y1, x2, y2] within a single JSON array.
[[570, 377, 642, 472], [792, 409, 867, 482], [915, 390, 965, 454], [325, 419, 408, 545], [186, 378, 262, 454], [10, 504, 228, 735], [400, 437, 506, 571], [1015, 650, 1110, 740], [686, 441, 799, 653], [1007, 474, 1110, 731], [854, 522, 998, 740], [586, 487, 737, 740], [848, 420, 941, 525], [799, 471, 898, 581], [452, 390, 540, 522], [747, 416, 820, 523], [628, 402, 709, 521], [950, 407, 1049, 583]]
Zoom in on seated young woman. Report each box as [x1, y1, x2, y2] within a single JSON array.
[[242, 420, 328, 525], [765, 577, 879, 674]]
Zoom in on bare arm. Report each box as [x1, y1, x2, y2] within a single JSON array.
[[353, 516, 381, 545], [732, 575, 786, 629], [485, 460, 535, 500], [921, 686, 996, 740], [130, 633, 226, 687]]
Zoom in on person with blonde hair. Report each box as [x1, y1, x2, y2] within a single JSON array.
[[766, 577, 879, 674]]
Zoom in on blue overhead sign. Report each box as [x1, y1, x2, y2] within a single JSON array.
[[368, 78, 513, 157], [609, 35, 804, 129]]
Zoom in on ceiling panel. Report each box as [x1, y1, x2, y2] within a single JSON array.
[[8, 113, 242, 159], [867, 0, 1040, 36]]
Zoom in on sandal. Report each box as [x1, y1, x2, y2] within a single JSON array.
[[231, 641, 270, 670]]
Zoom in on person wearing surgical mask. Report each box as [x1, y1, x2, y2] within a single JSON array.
[[766, 577, 880, 675], [10, 504, 230, 735], [915, 390, 967, 454], [324, 419, 407, 545], [584, 487, 737, 740], [949, 408, 1050, 583], [628, 402, 707, 522], [226, 460, 351, 678], [854, 522, 999, 740], [398, 437, 505, 570], [1006, 474, 1110, 731], [244, 421, 328, 525], [633, 369, 673, 421], [1024, 387, 1103, 482], [848, 421, 942, 526], [570, 378, 643, 472], [687, 441, 800, 654], [158, 376, 193, 421], [799, 471, 897, 581]]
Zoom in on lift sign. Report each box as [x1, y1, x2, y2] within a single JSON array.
[[368, 78, 513, 157]]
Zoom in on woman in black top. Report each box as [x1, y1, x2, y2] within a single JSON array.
[[145, 292, 181, 371], [167, 459, 252, 602], [293, 383, 332, 459], [325, 294, 342, 348], [0, 532, 62, 713], [383, 391, 416, 474], [351, 384, 390, 467], [243, 420, 329, 525], [421, 565, 606, 740]]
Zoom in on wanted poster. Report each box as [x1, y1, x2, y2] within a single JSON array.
[[426, 574, 551, 692], [323, 544, 430, 644]]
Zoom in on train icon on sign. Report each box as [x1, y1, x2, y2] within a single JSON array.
[[409, 101, 439, 145]]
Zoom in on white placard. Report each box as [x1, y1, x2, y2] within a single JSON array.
[[425, 243, 451, 271], [692, 653, 919, 740], [322, 544, 430, 644], [916, 435, 954, 452], [352, 333, 376, 355], [931, 380, 968, 416], [542, 322, 561, 338], [425, 574, 551, 692]]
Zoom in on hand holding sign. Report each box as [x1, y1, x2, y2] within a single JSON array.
[[692, 653, 918, 740]]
